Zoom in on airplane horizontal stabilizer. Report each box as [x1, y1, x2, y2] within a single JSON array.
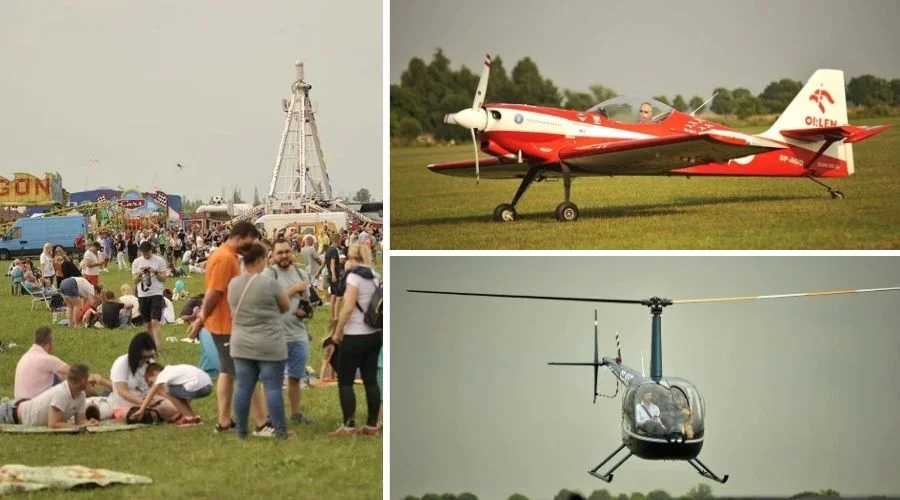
[[779, 124, 891, 144]]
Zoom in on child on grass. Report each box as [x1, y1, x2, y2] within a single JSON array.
[[132, 362, 212, 426]]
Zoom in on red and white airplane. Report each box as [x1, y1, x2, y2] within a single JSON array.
[[431, 55, 891, 222]]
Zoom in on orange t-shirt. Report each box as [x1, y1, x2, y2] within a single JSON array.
[[204, 242, 239, 335]]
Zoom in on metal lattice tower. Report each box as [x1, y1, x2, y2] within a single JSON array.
[[267, 60, 333, 211]]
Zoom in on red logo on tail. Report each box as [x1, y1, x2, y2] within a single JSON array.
[[809, 88, 834, 114]]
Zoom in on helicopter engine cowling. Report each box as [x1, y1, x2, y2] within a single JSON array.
[[622, 378, 706, 460]]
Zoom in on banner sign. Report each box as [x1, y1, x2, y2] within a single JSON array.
[[0, 172, 64, 206]]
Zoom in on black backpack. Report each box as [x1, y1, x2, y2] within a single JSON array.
[[338, 267, 382, 329]]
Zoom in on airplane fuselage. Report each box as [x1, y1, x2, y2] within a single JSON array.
[[480, 103, 849, 177]]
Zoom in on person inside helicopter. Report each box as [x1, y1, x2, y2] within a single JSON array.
[[674, 389, 694, 439], [635, 390, 666, 435]]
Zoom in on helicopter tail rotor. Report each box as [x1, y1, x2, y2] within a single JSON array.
[[594, 310, 599, 404], [548, 310, 619, 403]]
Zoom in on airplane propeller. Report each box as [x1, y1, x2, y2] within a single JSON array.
[[442, 54, 491, 184]]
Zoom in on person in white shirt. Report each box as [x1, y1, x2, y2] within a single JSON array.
[[58, 276, 98, 328], [131, 241, 168, 349], [80, 242, 102, 286], [635, 390, 666, 435], [108, 332, 177, 423], [40, 243, 55, 284], [0, 364, 99, 430], [131, 363, 212, 425]]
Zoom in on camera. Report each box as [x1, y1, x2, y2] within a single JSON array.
[[295, 299, 313, 319], [142, 267, 153, 288]]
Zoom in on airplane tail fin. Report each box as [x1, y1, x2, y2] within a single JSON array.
[[758, 69, 855, 175]]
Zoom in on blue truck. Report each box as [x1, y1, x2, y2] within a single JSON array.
[[0, 215, 88, 260]]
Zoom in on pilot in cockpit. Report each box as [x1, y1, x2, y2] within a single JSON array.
[[638, 102, 653, 124], [635, 390, 666, 435]]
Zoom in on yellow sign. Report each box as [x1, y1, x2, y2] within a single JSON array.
[[0, 172, 64, 206]]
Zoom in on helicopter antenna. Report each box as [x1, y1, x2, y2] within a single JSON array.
[[614, 330, 622, 364]]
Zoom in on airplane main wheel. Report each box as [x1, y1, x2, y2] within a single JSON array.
[[555, 201, 579, 222], [830, 190, 844, 199], [493, 203, 517, 222]]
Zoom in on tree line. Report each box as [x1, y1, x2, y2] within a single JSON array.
[[401, 484, 849, 500], [391, 49, 899, 139]]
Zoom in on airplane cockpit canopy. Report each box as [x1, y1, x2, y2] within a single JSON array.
[[587, 96, 675, 124], [624, 378, 705, 440]]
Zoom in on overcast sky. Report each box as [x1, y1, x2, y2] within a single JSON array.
[[0, 1, 381, 201], [391, 0, 900, 99], [392, 257, 900, 499]]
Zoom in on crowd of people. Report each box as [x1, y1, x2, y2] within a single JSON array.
[[3, 219, 384, 440]]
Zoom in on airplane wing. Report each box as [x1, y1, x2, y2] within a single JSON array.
[[558, 132, 785, 174], [427, 157, 555, 179]]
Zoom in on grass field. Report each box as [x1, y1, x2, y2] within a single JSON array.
[[0, 261, 382, 499], [390, 117, 900, 249]]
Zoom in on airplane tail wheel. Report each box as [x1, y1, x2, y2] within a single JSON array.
[[830, 190, 844, 200], [555, 201, 579, 222], [493, 203, 517, 222]]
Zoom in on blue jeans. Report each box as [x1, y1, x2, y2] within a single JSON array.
[[233, 358, 287, 439]]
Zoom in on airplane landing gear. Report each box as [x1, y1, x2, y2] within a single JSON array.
[[808, 176, 844, 200], [491, 163, 578, 222], [555, 201, 579, 222], [493, 203, 517, 221]]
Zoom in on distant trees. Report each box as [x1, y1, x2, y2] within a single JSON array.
[[401, 485, 842, 500], [354, 188, 371, 203], [391, 49, 898, 139]]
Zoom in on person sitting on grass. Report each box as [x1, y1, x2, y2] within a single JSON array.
[[177, 294, 204, 324], [79, 288, 105, 328], [0, 364, 100, 430], [100, 290, 134, 329], [131, 363, 212, 426], [119, 283, 142, 326], [14, 326, 110, 399]]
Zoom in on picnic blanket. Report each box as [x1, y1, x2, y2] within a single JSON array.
[[0, 423, 146, 434], [0, 464, 151, 495]]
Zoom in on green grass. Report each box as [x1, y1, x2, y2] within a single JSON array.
[[0, 261, 382, 499], [390, 117, 900, 249]]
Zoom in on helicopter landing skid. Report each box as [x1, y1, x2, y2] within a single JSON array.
[[688, 457, 729, 484], [588, 443, 633, 483]]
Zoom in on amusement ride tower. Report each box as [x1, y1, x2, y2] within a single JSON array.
[[266, 60, 333, 212]]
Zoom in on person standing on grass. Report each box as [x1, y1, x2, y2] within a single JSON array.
[[80, 242, 102, 286], [131, 241, 167, 349], [228, 242, 293, 440], [329, 243, 382, 436], [40, 243, 55, 286], [58, 276, 97, 328], [267, 238, 314, 425], [188, 221, 275, 436]]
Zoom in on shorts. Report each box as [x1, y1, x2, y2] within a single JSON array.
[[84, 274, 99, 286], [138, 295, 163, 322], [167, 384, 212, 401], [286, 340, 310, 380], [212, 333, 236, 376], [59, 278, 78, 298]]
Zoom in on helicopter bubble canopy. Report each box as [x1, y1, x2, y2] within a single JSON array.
[[624, 378, 705, 442], [587, 96, 675, 124]]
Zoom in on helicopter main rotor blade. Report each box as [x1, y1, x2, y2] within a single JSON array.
[[673, 286, 900, 305], [407, 290, 644, 305]]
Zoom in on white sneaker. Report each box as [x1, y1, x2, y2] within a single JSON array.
[[252, 424, 276, 438]]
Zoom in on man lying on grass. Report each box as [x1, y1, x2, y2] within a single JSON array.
[[0, 364, 100, 430], [130, 363, 213, 426]]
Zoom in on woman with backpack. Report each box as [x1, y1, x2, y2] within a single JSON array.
[[329, 242, 382, 436]]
